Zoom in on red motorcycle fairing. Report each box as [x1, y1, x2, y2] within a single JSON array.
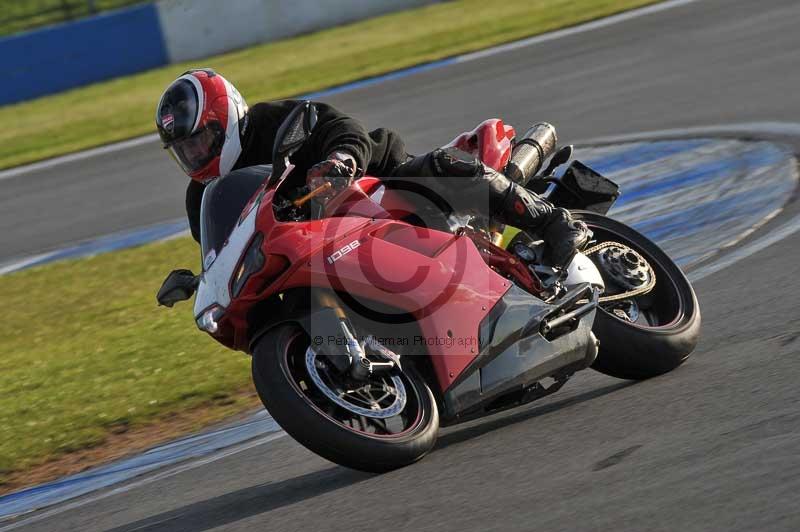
[[346, 176, 419, 219], [216, 180, 511, 393], [443, 118, 516, 172], [216, 187, 373, 350], [212, 117, 517, 389], [279, 222, 510, 391]]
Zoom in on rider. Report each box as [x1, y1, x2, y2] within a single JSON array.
[[155, 69, 589, 268]]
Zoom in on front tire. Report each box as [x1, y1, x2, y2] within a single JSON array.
[[574, 211, 701, 380], [252, 324, 439, 472]]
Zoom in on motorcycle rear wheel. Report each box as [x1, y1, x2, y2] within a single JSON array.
[[573, 211, 701, 380], [252, 323, 439, 472]]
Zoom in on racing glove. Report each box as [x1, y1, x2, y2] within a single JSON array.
[[305, 152, 358, 203]]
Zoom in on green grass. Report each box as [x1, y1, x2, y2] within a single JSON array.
[[0, 0, 146, 37], [0, 0, 658, 170], [0, 236, 254, 482], [0, 0, 660, 482]]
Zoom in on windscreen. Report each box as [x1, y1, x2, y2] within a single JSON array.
[[199, 165, 272, 264]]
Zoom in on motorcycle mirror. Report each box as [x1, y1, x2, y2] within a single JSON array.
[[272, 101, 318, 163], [542, 145, 574, 176], [156, 269, 198, 307]]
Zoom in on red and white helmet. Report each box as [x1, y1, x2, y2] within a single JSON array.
[[155, 69, 249, 183]]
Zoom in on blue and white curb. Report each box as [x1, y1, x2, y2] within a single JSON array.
[[0, 220, 189, 276], [583, 139, 797, 267], [0, 411, 281, 523]]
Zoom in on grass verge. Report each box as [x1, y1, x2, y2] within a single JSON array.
[[0, 0, 658, 170], [0, 0, 146, 38], [0, 235, 258, 490]]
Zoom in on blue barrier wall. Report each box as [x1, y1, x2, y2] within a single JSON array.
[[0, 4, 167, 105]]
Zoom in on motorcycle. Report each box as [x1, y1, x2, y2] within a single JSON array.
[[157, 101, 700, 472]]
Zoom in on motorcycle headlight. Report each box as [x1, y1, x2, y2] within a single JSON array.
[[230, 233, 265, 297], [196, 305, 225, 334]]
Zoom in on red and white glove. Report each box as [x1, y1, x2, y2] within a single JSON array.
[[305, 152, 358, 203]]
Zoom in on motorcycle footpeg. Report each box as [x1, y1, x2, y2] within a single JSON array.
[[521, 282, 596, 339], [539, 287, 600, 340]]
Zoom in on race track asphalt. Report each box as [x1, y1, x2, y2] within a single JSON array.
[[4, 0, 800, 530]]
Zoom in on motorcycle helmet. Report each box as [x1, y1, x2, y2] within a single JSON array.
[[156, 68, 249, 183]]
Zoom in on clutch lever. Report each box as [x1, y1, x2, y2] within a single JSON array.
[[293, 182, 333, 207]]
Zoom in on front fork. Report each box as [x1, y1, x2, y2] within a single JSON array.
[[340, 322, 397, 380], [306, 290, 399, 381]]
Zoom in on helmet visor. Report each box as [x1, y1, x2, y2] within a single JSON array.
[[166, 122, 225, 175]]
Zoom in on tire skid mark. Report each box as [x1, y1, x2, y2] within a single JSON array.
[[592, 445, 644, 471]]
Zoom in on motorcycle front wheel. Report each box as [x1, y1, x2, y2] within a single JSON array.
[[574, 211, 701, 380], [251, 323, 439, 472]]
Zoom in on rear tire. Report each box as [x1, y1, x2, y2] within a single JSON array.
[[252, 324, 439, 472], [574, 211, 701, 380]]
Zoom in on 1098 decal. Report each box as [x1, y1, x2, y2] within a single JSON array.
[[327, 240, 360, 264]]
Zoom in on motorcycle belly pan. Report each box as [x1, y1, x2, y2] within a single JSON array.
[[442, 285, 597, 419]]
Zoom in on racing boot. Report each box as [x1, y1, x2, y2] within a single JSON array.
[[483, 166, 591, 269]]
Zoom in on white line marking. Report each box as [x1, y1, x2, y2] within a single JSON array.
[[718, 207, 784, 251], [575, 125, 800, 279], [0, 252, 56, 276], [455, 0, 700, 63], [0, 134, 159, 182], [577, 122, 800, 145], [0, 432, 287, 531], [0, 226, 189, 276], [689, 213, 800, 282]]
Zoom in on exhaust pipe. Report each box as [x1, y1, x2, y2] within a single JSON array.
[[505, 123, 557, 185]]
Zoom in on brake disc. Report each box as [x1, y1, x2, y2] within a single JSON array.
[[304, 347, 407, 419]]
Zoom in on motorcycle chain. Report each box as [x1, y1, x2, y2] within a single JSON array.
[[580, 241, 657, 303]]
